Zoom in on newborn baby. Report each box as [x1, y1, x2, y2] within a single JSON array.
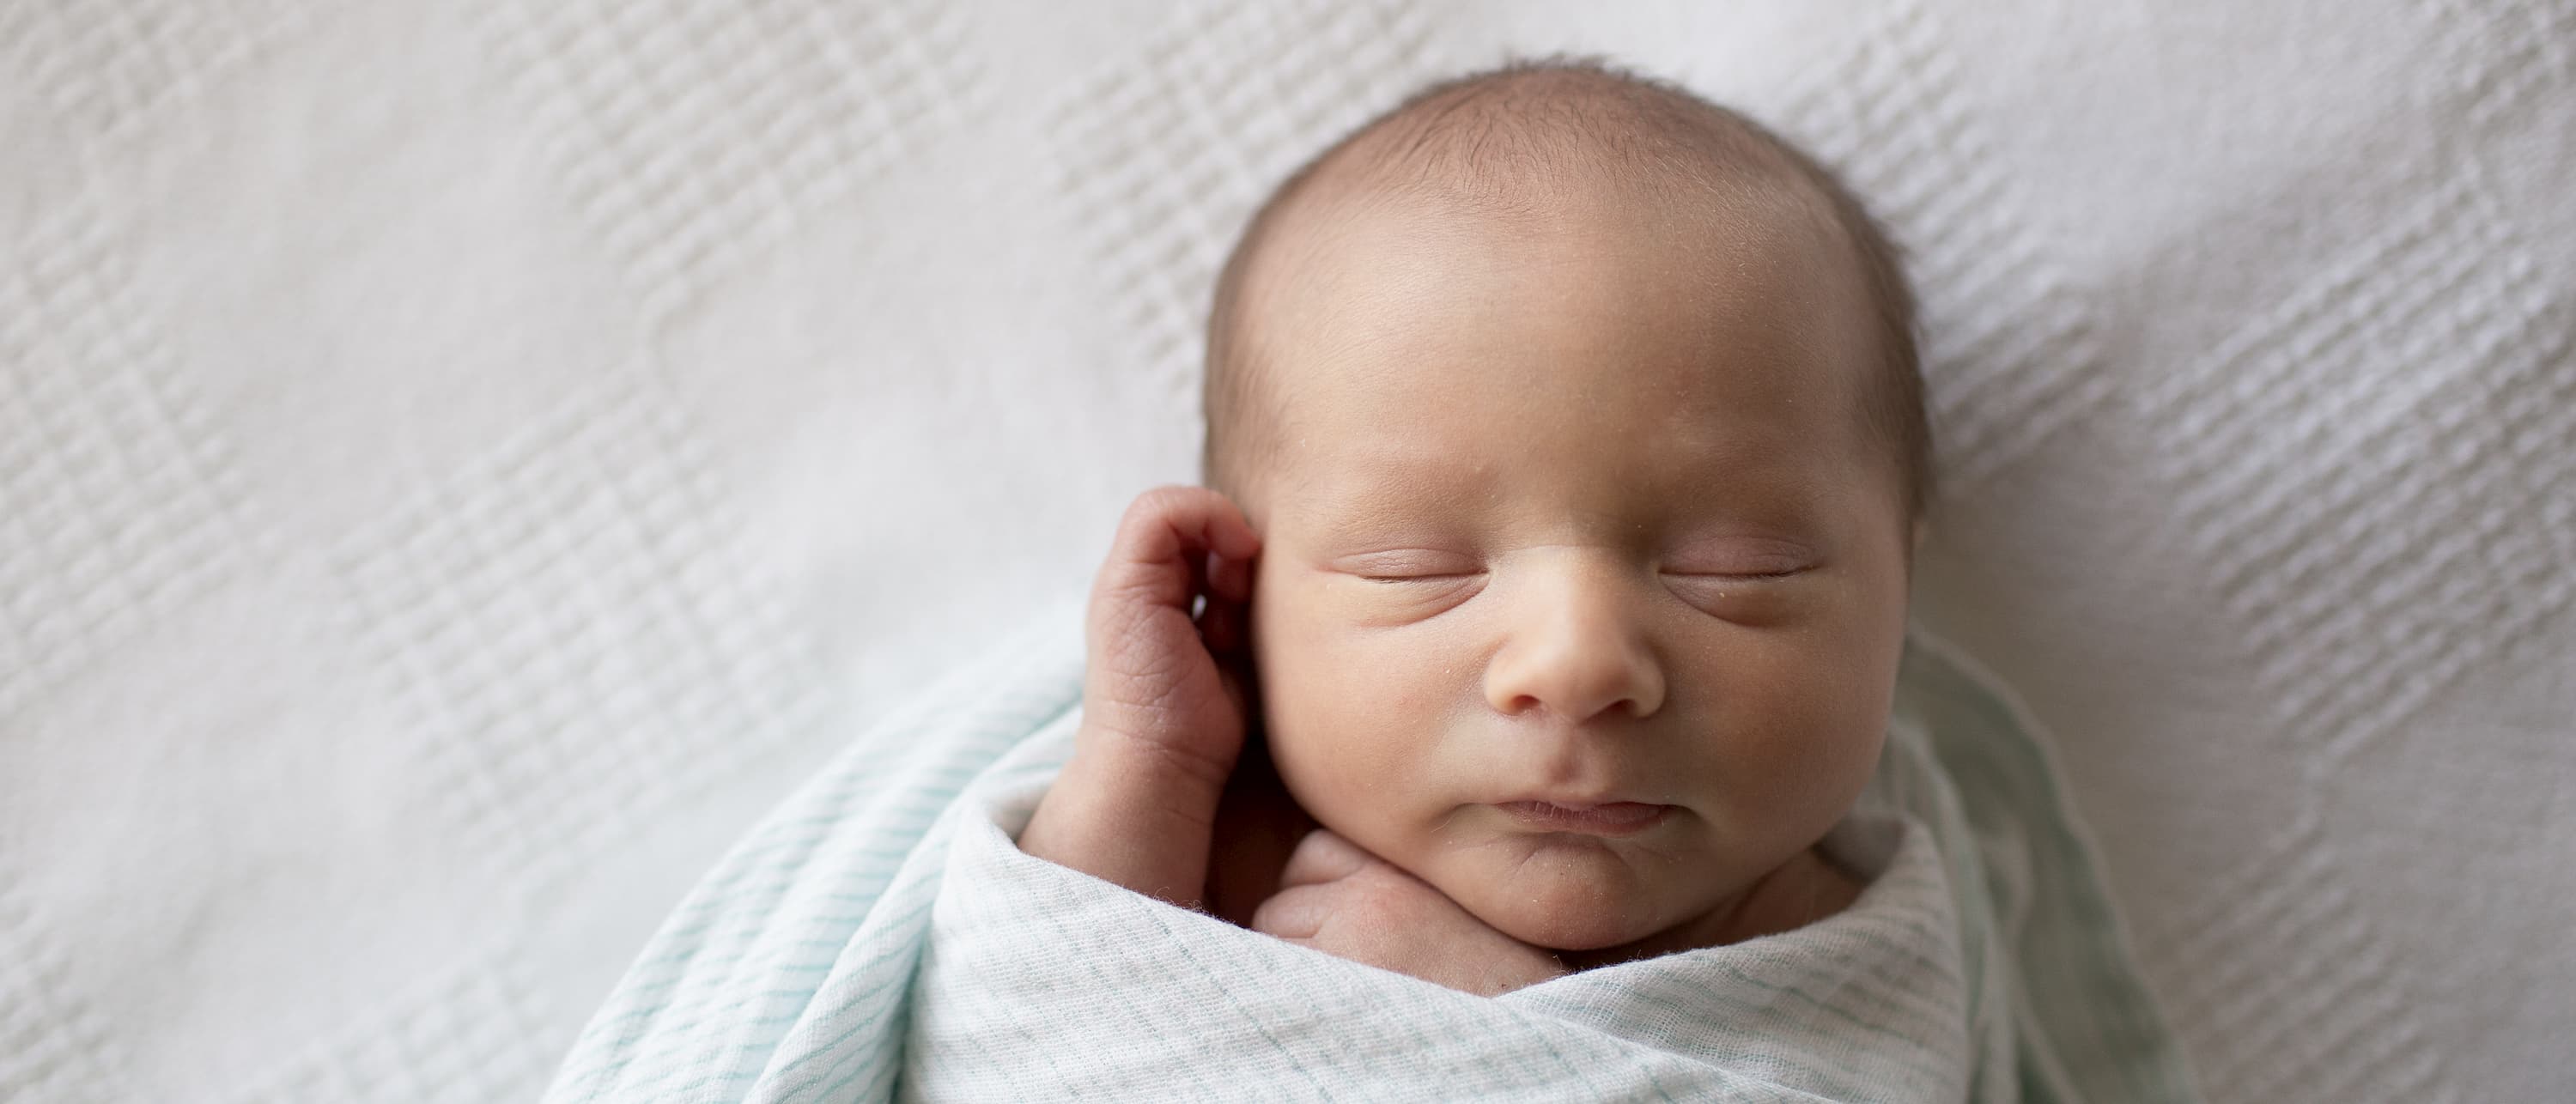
[[1022, 58, 1927, 997]]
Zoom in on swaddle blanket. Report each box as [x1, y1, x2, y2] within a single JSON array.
[[544, 617, 2196, 1103]]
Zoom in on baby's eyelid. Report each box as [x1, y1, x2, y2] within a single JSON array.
[[1333, 549, 1481, 579], [1660, 539, 1816, 579], [1665, 566, 1807, 581], [1354, 563, 1485, 582], [1661, 557, 1814, 580]]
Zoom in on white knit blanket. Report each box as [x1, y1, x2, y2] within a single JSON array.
[[540, 622, 2193, 1103]]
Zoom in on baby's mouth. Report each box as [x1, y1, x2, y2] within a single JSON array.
[[1496, 800, 1669, 837]]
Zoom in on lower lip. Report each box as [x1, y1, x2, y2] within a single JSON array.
[[1498, 801, 1669, 836]]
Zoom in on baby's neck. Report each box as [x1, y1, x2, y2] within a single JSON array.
[[1557, 846, 1864, 971]]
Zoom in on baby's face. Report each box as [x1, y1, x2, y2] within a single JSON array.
[[1241, 186, 1913, 954]]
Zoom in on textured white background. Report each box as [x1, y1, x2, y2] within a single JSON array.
[[2, 2, 2570, 1101]]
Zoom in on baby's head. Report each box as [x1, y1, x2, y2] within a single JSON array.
[[1203, 58, 1927, 954]]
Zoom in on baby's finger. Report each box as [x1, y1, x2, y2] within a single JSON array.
[[1194, 491, 1262, 562], [1249, 883, 1329, 940], [1205, 549, 1255, 604], [1095, 487, 1261, 613], [1276, 828, 1374, 891]]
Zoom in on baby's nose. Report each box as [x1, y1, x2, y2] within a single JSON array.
[[1480, 560, 1665, 724]]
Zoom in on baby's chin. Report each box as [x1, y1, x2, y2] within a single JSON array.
[[1431, 844, 1718, 953]]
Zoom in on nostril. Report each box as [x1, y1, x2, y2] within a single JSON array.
[[1498, 694, 1643, 725]]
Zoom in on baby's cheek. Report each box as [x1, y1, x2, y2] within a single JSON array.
[[1663, 578, 1803, 627], [1317, 578, 1481, 628], [1265, 694, 1454, 893], [1264, 615, 1451, 768], [1260, 674, 1389, 821], [1702, 643, 1887, 821]]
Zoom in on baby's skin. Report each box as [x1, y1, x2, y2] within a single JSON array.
[[1023, 157, 1917, 993], [1018, 486, 1568, 996]]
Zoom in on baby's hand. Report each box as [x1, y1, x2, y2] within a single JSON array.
[[1071, 485, 1260, 786], [1252, 830, 1568, 997], [1020, 486, 1261, 907]]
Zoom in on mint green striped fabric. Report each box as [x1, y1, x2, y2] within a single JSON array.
[[543, 614, 2198, 1102]]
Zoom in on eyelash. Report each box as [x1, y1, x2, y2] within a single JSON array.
[[1667, 567, 1807, 582]]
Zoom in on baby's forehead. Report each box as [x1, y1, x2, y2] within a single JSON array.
[[1244, 102, 1867, 345], [1263, 176, 1846, 306], [1251, 179, 1874, 385], [1206, 64, 1929, 523], [1236, 202, 1895, 520]]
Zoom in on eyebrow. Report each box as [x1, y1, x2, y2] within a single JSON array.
[[1297, 468, 1486, 537]]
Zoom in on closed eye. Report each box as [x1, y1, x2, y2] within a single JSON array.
[[1334, 553, 1485, 625], [1664, 567, 1807, 582], [1662, 566, 1805, 624], [1661, 536, 1816, 581], [1334, 549, 1483, 583]]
